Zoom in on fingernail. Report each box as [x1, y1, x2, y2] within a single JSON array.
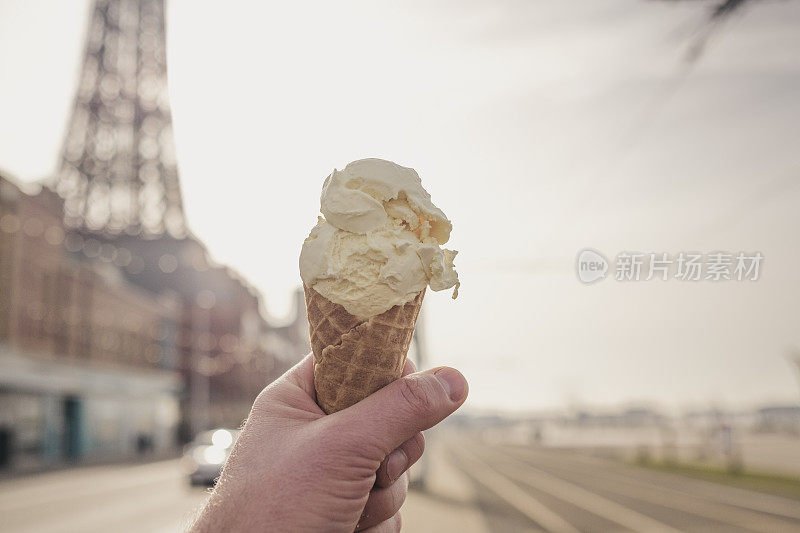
[[434, 367, 467, 403], [387, 448, 408, 481]]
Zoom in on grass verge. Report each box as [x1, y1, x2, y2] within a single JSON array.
[[634, 459, 800, 500]]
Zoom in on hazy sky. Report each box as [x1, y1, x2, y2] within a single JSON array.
[[1, 0, 799, 412]]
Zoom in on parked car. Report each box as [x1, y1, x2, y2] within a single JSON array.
[[182, 428, 240, 486]]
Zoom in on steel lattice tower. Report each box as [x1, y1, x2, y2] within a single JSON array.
[[55, 0, 186, 238]]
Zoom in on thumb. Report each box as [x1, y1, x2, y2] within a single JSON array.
[[331, 367, 468, 458]]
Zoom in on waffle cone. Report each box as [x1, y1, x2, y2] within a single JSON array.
[[304, 285, 425, 414]]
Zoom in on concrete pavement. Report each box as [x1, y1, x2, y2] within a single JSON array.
[[452, 437, 800, 532]]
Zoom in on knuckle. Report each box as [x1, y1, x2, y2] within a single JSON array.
[[398, 375, 437, 416], [251, 389, 271, 411], [250, 382, 280, 415], [397, 472, 409, 499], [391, 477, 408, 509], [309, 423, 383, 476], [411, 432, 425, 457], [357, 435, 391, 465]]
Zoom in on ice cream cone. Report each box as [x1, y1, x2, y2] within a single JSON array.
[[304, 284, 425, 414]]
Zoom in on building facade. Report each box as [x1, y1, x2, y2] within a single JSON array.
[[0, 175, 309, 473], [0, 175, 183, 471]]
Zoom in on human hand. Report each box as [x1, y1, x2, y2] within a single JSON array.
[[189, 353, 468, 532]]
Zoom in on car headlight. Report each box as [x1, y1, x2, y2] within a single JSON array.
[[203, 446, 226, 465], [193, 445, 227, 465], [211, 429, 234, 449]]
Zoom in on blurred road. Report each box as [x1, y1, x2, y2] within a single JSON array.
[[449, 437, 800, 533], [2, 436, 800, 533], [0, 460, 209, 533]]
